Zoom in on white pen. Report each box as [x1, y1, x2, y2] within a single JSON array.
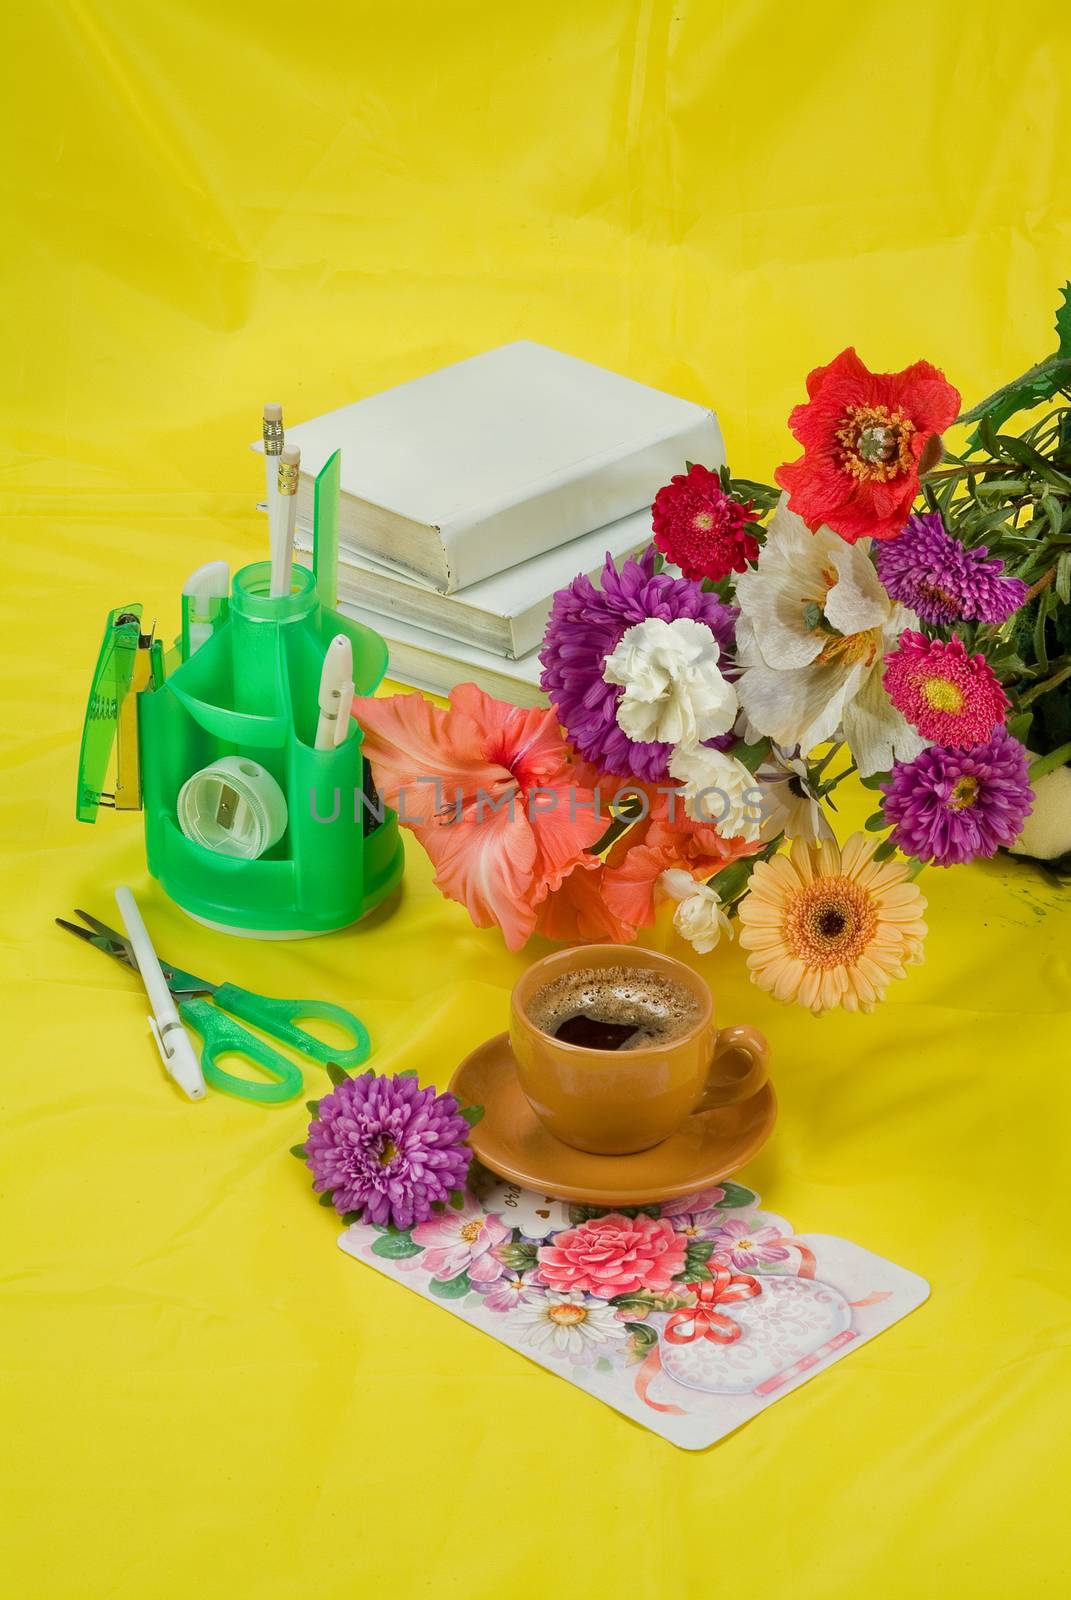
[[315, 634, 355, 750], [114, 886, 206, 1101], [271, 444, 300, 597], [262, 400, 283, 535]]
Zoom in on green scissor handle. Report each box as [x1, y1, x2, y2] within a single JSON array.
[[211, 983, 371, 1071], [178, 997, 305, 1105]]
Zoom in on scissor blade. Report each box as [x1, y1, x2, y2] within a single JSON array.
[[57, 910, 137, 970], [73, 907, 129, 945]]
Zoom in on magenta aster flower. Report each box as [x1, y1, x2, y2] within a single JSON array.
[[539, 547, 737, 782], [883, 630, 1009, 748], [305, 1072, 472, 1229], [881, 729, 1033, 866], [875, 511, 1028, 626]]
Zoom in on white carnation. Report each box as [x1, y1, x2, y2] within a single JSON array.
[[603, 616, 738, 748]]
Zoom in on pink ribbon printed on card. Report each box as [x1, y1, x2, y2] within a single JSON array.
[[338, 1178, 929, 1449]]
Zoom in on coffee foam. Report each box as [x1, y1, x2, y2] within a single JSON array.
[[526, 964, 703, 1050]]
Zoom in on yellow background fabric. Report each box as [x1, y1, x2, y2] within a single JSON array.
[[3, 3, 1070, 1595]]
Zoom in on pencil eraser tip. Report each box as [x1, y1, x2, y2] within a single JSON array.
[[263, 402, 283, 421], [281, 445, 300, 465]]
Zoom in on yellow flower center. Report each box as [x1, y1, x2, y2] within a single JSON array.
[[922, 676, 964, 713], [784, 877, 878, 969], [548, 1303, 588, 1326], [693, 511, 715, 532], [378, 1138, 398, 1165], [816, 628, 880, 668], [949, 775, 979, 810], [835, 404, 916, 482], [459, 1220, 483, 1243]]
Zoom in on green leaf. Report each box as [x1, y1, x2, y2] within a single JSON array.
[[371, 1230, 423, 1259], [959, 354, 1071, 443], [729, 735, 772, 774], [1057, 552, 1071, 606], [396, 1068, 419, 1079], [1007, 711, 1034, 744], [594, 1357, 613, 1374], [496, 1240, 538, 1271], [448, 1189, 465, 1210], [803, 601, 822, 631], [608, 1291, 659, 1312], [318, 1190, 336, 1207], [624, 1321, 658, 1350], [1055, 281, 1071, 357], [428, 1271, 471, 1299], [342, 1211, 363, 1225], [289, 1143, 308, 1160], [684, 1263, 714, 1281], [715, 1181, 757, 1210], [864, 809, 889, 833], [873, 837, 899, 863], [305, 1100, 320, 1115], [460, 1104, 484, 1127], [684, 1239, 715, 1268], [1028, 741, 1071, 781], [859, 769, 891, 791], [326, 1064, 350, 1087]]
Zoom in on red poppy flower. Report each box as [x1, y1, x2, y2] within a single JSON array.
[[652, 463, 759, 581], [774, 348, 960, 543]]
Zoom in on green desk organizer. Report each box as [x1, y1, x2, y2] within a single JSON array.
[[77, 450, 404, 938]]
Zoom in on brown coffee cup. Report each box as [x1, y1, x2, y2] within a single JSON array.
[[510, 944, 770, 1156]]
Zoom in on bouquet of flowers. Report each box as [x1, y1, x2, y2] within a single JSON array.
[[355, 291, 1071, 1015]]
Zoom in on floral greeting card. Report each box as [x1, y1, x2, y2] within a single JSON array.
[[337, 1177, 929, 1450]]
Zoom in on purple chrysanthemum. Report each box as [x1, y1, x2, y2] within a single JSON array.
[[875, 511, 1028, 626], [881, 728, 1033, 867], [305, 1072, 472, 1229], [539, 547, 737, 782]]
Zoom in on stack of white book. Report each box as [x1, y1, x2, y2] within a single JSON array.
[[277, 342, 724, 706]]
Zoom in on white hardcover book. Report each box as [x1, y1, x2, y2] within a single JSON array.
[[294, 504, 652, 659], [336, 600, 547, 708], [258, 341, 722, 594]]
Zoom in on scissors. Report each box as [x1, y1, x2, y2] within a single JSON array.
[[57, 908, 370, 1104]]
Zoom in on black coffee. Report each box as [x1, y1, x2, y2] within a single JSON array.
[[527, 965, 703, 1052]]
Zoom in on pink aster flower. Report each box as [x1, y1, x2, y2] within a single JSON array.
[[652, 464, 759, 581], [881, 729, 1033, 866], [411, 1198, 510, 1284], [476, 1270, 539, 1312], [707, 1216, 791, 1270], [660, 1185, 728, 1236], [883, 631, 1009, 748]]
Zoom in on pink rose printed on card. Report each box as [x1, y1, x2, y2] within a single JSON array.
[[536, 1212, 688, 1299]]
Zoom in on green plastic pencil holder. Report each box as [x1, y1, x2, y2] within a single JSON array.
[[139, 559, 404, 937]]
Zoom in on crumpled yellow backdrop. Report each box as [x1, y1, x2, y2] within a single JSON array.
[[3, 3, 1070, 1596]]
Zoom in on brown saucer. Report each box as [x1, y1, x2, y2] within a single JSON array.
[[450, 1032, 777, 1207]]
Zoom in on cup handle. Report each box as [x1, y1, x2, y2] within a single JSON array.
[[697, 1024, 770, 1111]]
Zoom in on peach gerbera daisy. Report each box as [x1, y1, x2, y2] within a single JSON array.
[[736, 834, 927, 1014]]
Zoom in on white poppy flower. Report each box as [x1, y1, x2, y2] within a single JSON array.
[[660, 868, 734, 954], [667, 743, 764, 843], [734, 496, 925, 777], [603, 616, 738, 748], [754, 751, 835, 844]]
